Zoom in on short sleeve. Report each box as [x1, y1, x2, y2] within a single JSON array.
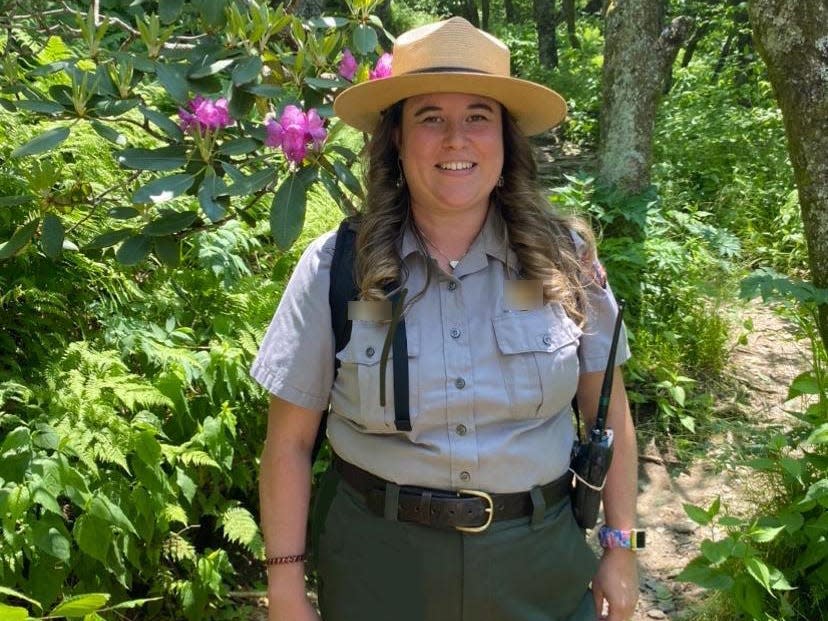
[[570, 231, 632, 373], [249, 231, 337, 411]]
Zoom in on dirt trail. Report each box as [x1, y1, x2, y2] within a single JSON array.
[[629, 301, 811, 620]]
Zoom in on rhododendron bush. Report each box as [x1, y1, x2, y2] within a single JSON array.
[[0, 0, 393, 264]]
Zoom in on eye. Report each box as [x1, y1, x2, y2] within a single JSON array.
[[467, 113, 490, 122], [421, 115, 443, 124]]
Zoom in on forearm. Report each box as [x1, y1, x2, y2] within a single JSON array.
[[601, 395, 638, 529], [259, 439, 313, 601]]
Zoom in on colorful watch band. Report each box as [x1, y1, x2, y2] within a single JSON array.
[[598, 525, 646, 550]]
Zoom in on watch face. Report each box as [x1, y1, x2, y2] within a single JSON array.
[[634, 530, 646, 549]]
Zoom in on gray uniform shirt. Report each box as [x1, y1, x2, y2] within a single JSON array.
[[251, 206, 630, 493]]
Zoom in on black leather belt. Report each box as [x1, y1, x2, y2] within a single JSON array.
[[333, 455, 572, 533]]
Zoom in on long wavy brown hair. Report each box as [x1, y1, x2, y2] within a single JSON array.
[[354, 99, 596, 325]]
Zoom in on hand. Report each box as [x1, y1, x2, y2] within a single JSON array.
[[592, 548, 639, 620]]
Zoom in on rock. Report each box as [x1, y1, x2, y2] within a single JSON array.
[[670, 521, 697, 534], [647, 610, 667, 619]]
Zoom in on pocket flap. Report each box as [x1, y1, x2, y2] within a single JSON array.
[[492, 306, 581, 355], [337, 320, 419, 365]]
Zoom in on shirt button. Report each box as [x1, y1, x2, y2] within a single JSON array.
[[450, 328, 461, 339], [542, 335, 552, 346], [456, 424, 467, 436], [365, 346, 375, 357], [459, 471, 470, 482], [455, 377, 466, 389], [448, 281, 457, 291]]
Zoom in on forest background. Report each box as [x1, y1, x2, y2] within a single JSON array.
[[0, 0, 826, 620]]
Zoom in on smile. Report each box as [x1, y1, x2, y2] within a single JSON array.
[[437, 161, 475, 171]]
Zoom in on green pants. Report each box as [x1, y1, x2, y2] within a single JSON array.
[[313, 468, 598, 621]]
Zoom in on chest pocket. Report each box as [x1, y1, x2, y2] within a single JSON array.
[[335, 320, 419, 433], [492, 305, 582, 419]]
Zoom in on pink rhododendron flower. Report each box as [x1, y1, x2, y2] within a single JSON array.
[[264, 105, 328, 165], [339, 48, 357, 81], [370, 53, 392, 80], [306, 109, 327, 149], [179, 95, 232, 132]]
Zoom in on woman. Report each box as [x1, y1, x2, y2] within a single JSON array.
[[252, 17, 640, 621]]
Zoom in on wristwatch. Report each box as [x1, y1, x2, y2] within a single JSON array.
[[597, 525, 646, 550]]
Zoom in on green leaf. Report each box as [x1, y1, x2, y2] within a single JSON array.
[[189, 58, 235, 79], [745, 557, 773, 594], [84, 229, 132, 250], [218, 137, 258, 156], [701, 539, 734, 567], [199, 0, 227, 27], [231, 56, 262, 85], [675, 558, 734, 590], [74, 514, 112, 563], [32, 520, 71, 561], [49, 594, 110, 617], [142, 209, 198, 235], [16, 99, 65, 114], [270, 172, 308, 251], [220, 506, 265, 559], [133, 174, 195, 205], [154, 236, 181, 267], [87, 495, 137, 534], [683, 503, 712, 526], [0, 604, 28, 621], [41, 214, 65, 259], [92, 99, 140, 118], [0, 196, 35, 207], [139, 106, 184, 141], [115, 235, 151, 265], [198, 170, 228, 222], [117, 146, 188, 171], [159, 0, 184, 23], [89, 119, 127, 146], [0, 219, 41, 259], [305, 76, 348, 91], [106, 597, 162, 611], [333, 160, 364, 198], [807, 423, 828, 445], [1, 426, 31, 454], [224, 166, 275, 196], [0, 586, 42, 610], [228, 86, 255, 119], [108, 207, 141, 220], [353, 24, 378, 54], [788, 372, 820, 399], [242, 83, 282, 97], [155, 63, 190, 104], [750, 525, 785, 543], [11, 126, 71, 158]]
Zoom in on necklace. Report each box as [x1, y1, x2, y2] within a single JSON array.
[[416, 227, 469, 270]]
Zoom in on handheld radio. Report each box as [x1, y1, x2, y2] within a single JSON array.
[[570, 300, 625, 530]]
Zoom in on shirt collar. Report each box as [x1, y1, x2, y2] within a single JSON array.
[[399, 205, 519, 269]]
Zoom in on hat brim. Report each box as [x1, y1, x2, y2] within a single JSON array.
[[333, 73, 566, 136]]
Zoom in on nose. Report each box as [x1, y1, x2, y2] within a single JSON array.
[[442, 120, 467, 149]]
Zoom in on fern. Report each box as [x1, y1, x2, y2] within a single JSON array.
[[219, 506, 265, 560]]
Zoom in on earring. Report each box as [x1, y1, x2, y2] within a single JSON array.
[[496, 175, 504, 188], [396, 159, 406, 189]]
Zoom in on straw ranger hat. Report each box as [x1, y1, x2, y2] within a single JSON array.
[[333, 17, 567, 136]]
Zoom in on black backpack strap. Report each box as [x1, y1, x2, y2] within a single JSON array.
[[386, 288, 411, 432], [313, 218, 359, 463]]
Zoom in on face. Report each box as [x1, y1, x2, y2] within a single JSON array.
[[397, 92, 504, 218]]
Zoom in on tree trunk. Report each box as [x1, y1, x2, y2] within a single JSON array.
[[504, 0, 516, 23], [562, 0, 580, 49], [597, 1, 691, 193], [750, 0, 828, 349], [291, 0, 325, 19], [461, 0, 480, 27], [534, 0, 559, 69], [584, 0, 604, 14], [482, 0, 491, 31], [681, 22, 709, 67]]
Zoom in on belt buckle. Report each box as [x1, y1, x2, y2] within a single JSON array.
[[455, 489, 494, 534]]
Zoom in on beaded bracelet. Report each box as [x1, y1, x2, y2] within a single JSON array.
[[265, 553, 306, 566]]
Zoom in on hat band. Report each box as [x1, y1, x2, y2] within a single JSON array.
[[403, 66, 495, 76]]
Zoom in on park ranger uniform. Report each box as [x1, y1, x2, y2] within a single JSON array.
[[251, 205, 630, 621]]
